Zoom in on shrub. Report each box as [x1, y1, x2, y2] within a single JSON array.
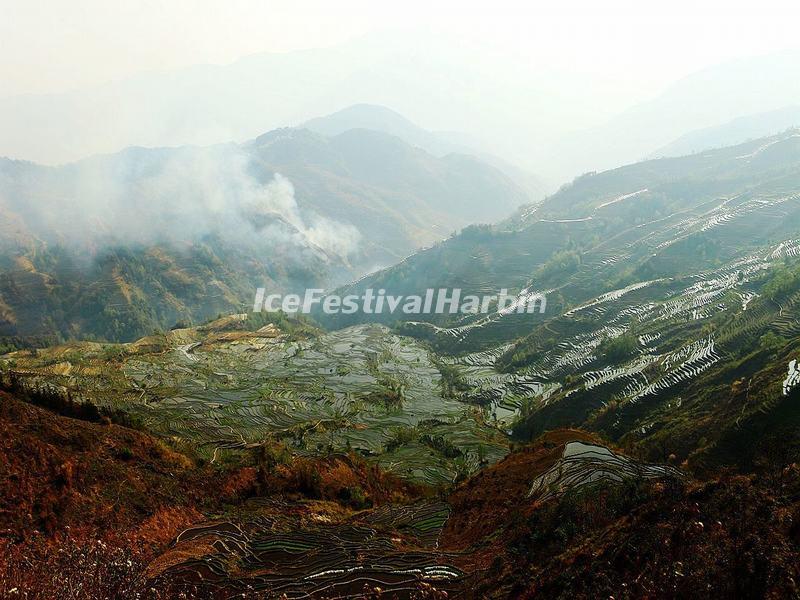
[[597, 333, 638, 363], [295, 461, 322, 498], [116, 446, 134, 461]]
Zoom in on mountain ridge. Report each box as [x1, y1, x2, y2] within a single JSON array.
[[0, 124, 529, 344]]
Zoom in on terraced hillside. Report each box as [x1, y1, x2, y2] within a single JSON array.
[[314, 130, 800, 472], [140, 431, 692, 599], [323, 130, 800, 331], [143, 431, 800, 599], [0, 316, 507, 486], [6, 131, 800, 480]]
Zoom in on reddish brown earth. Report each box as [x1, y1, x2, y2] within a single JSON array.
[[0, 391, 424, 598], [0, 391, 211, 542], [3, 391, 800, 599], [436, 432, 800, 599], [511, 472, 800, 599], [0, 390, 421, 541]]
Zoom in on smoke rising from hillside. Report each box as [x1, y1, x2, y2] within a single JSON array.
[[239, 173, 361, 258], [2, 146, 361, 260]]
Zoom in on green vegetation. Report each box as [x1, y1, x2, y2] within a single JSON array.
[[385, 426, 418, 452], [597, 333, 638, 363], [536, 248, 582, 281], [1, 323, 508, 486], [761, 259, 800, 301], [435, 360, 471, 398]]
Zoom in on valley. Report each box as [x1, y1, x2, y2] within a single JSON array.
[[5, 7, 800, 598], [3, 130, 800, 599], [1, 318, 507, 486]]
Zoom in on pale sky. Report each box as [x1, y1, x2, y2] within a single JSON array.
[[2, 0, 800, 97]]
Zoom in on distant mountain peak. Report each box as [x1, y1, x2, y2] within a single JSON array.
[[302, 104, 435, 150], [651, 105, 800, 158], [251, 127, 327, 148], [306, 103, 417, 127], [303, 104, 548, 201]]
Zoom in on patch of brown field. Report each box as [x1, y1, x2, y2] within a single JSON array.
[[111, 265, 135, 304], [135, 506, 206, 547], [128, 334, 169, 353], [263, 453, 428, 508], [198, 314, 248, 332], [201, 330, 277, 344], [165, 327, 201, 345], [144, 537, 219, 580], [13, 255, 37, 273]]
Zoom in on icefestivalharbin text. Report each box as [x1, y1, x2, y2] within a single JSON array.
[[253, 288, 547, 315]]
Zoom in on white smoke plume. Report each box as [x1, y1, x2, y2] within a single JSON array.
[[239, 172, 361, 258], [1, 145, 361, 260]]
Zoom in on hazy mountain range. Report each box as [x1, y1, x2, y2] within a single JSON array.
[[304, 104, 548, 201], [0, 116, 530, 342], [0, 32, 624, 180], [323, 128, 800, 335], [544, 52, 800, 180], [3, 34, 799, 185], [652, 105, 800, 158]]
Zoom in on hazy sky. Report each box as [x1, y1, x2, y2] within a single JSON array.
[[2, 0, 800, 97]]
